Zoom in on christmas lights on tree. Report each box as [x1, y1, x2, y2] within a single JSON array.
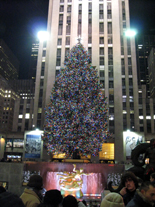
[[42, 43, 110, 157]]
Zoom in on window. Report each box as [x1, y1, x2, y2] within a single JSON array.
[[108, 22, 112, 34], [67, 5, 72, 12], [57, 49, 61, 57], [99, 23, 104, 34], [88, 36, 92, 44], [100, 57, 104, 65], [122, 1, 126, 20], [123, 22, 126, 28], [57, 38, 62, 45], [129, 78, 133, 86], [139, 109, 143, 116], [42, 50, 46, 57], [60, 0, 64, 2], [66, 36, 70, 45], [108, 66, 113, 78], [56, 70, 60, 77], [108, 47, 113, 65], [67, 15, 71, 24], [128, 47, 131, 55], [99, 4, 103, 10], [123, 102, 126, 110], [100, 47, 104, 55], [128, 66, 132, 75], [128, 57, 132, 65], [40, 79, 44, 87], [56, 49, 61, 66], [130, 102, 134, 110], [122, 66, 125, 75], [79, 4, 82, 11], [99, 4, 104, 19], [100, 70, 104, 77], [88, 47, 92, 56], [122, 89, 126, 95], [100, 37, 104, 44], [122, 78, 125, 86], [65, 48, 70, 57], [59, 5, 64, 12], [109, 94, 114, 104], [109, 81, 113, 88], [68, 0, 72, 2], [88, 2, 92, 11], [58, 25, 63, 35], [59, 14, 63, 23], [88, 22, 92, 34], [107, 3, 112, 19], [121, 47, 124, 55], [108, 36, 112, 44], [109, 107, 114, 114], [121, 58, 125, 65], [78, 23, 82, 35], [56, 59, 61, 66], [109, 120, 114, 126], [100, 80, 105, 88], [66, 24, 71, 35]]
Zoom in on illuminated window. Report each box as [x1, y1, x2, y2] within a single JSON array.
[[18, 115, 23, 118], [99, 143, 114, 160], [25, 113, 30, 119]]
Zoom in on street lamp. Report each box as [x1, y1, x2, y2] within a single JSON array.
[[37, 31, 49, 41], [124, 29, 137, 37]]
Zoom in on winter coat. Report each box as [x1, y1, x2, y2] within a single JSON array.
[[20, 188, 42, 207], [100, 192, 125, 207], [126, 190, 153, 207], [121, 189, 136, 206]]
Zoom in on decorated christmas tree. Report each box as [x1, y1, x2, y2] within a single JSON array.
[[42, 43, 110, 157]]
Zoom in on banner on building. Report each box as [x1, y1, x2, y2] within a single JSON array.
[[25, 134, 41, 159], [123, 131, 144, 160]]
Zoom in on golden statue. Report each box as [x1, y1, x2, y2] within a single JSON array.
[[57, 164, 91, 198]]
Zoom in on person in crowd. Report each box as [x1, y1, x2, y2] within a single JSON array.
[[62, 195, 78, 207], [119, 171, 138, 206], [20, 174, 43, 207], [38, 189, 63, 207], [126, 181, 155, 207], [78, 200, 87, 207], [0, 186, 6, 194], [0, 191, 25, 207], [81, 199, 87, 207], [150, 172, 155, 183], [100, 192, 125, 207]]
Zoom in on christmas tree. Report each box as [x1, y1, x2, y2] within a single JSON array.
[[42, 43, 110, 157]]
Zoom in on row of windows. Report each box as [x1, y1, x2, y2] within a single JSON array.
[[57, 36, 112, 47], [121, 66, 132, 76]]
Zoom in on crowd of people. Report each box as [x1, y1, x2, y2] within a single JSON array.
[[1, 172, 155, 207]]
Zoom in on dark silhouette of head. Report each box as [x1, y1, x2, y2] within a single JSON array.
[[62, 195, 78, 207], [43, 190, 63, 207], [27, 174, 43, 190]]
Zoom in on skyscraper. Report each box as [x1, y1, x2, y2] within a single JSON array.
[[33, 0, 139, 162], [0, 39, 19, 80]]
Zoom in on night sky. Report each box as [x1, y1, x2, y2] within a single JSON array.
[[0, 0, 155, 79]]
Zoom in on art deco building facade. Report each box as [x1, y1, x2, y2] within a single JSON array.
[[0, 39, 19, 80], [33, 0, 140, 162], [136, 35, 155, 97]]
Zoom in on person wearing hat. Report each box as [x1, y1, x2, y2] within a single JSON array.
[[38, 189, 63, 207], [20, 174, 43, 207], [100, 192, 125, 207]]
